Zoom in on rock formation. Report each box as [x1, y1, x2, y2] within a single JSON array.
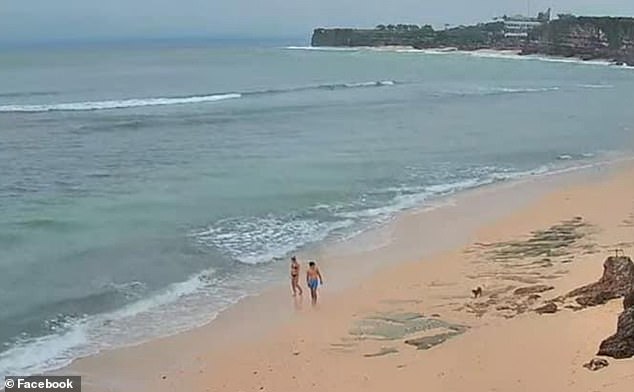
[[514, 285, 554, 296], [311, 25, 436, 47], [312, 22, 508, 50], [566, 256, 634, 359], [311, 15, 634, 65], [535, 302, 558, 314], [597, 291, 634, 359], [567, 256, 634, 307], [524, 17, 634, 65], [583, 358, 609, 371]]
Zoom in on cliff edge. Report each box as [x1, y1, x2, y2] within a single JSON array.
[[311, 15, 634, 65]]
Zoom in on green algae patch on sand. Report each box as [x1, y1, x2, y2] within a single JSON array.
[[349, 312, 466, 341], [473, 218, 595, 263]]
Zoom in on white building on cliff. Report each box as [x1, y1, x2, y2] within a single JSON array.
[[501, 8, 551, 38]]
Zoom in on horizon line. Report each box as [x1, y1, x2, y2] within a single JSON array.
[[0, 35, 309, 50]]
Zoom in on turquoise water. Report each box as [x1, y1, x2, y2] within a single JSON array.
[[1, 43, 633, 376]]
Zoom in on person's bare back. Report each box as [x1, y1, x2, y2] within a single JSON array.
[[306, 261, 323, 305]]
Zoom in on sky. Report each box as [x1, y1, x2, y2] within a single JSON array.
[[2, 0, 634, 45]]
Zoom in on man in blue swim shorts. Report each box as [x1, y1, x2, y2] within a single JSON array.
[[306, 261, 324, 306]]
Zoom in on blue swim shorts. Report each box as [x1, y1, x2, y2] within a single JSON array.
[[308, 279, 319, 290]]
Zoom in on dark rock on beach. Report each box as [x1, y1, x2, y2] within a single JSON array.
[[405, 332, 461, 350], [513, 285, 554, 296], [598, 291, 634, 359], [364, 347, 399, 357], [565, 256, 634, 359], [527, 294, 542, 301], [535, 302, 558, 314], [567, 256, 634, 307], [583, 358, 609, 371]]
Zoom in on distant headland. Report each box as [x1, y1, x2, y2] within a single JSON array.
[[311, 9, 634, 66]]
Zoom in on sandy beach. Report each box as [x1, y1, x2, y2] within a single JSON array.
[[66, 160, 634, 392]]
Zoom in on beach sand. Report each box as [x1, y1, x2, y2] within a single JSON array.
[[68, 161, 634, 392]]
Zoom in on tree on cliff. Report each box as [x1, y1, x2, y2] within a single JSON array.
[[375, 24, 386, 30], [557, 13, 576, 20]]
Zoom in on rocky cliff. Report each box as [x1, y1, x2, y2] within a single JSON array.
[[524, 16, 634, 65], [311, 26, 436, 47], [598, 291, 634, 359], [566, 256, 634, 307], [565, 256, 634, 359], [311, 23, 507, 50], [311, 16, 634, 65]]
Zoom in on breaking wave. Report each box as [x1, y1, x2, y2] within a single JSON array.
[[437, 86, 561, 99], [0, 94, 242, 113], [189, 162, 584, 266], [0, 80, 397, 113], [578, 84, 615, 89], [0, 268, 246, 380]]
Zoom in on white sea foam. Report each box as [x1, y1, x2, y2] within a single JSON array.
[[192, 178, 504, 263], [492, 87, 560, 94], [106, 271, 214, 320], [0, 323, 89, 379], [283, 45, 634, 70], [443, 49, 617, 67], [284, 46, 361, 52], [444, 86, 561, 98], [0, 80, 400, 114], [343, 80, 395, 88], [104, 281, 147, 300], [336, 177, 502, 221], [360, 46, 634, 69], [459, 51, 633, 70], [0, 93, 241, 113], [517, 55, 614, 66], [578, 84, 615, 89], [0, 268, 246, 381], [192, 217, 354, 265]]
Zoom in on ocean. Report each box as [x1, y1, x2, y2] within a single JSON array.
[[1, 42, 633, 378]]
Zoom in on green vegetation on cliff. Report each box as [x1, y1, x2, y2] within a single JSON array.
[[311, 23, 504, 49], [526, 16, 634, 63], [311, 15, 634, 65], [311, 26, 435, 47]]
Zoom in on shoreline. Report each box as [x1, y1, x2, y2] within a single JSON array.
[[64, 156, 634, 391], [287, 45, 634, 69], [1, 155, 625, 380]]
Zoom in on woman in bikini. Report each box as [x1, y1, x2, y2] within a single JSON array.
[[290, 256, 303, 296]]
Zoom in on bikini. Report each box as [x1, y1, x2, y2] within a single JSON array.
[[291, 263, 299, 278]]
